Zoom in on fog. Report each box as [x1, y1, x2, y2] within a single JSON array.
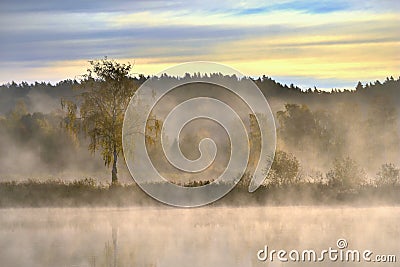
[[0, 98, 132, 183], [0, 207, 398, 267], [0, 125, 116, 182], [1, 77, 399, 186], [0, 77, 399, 267]]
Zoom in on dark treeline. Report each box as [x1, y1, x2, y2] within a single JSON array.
[[0, 76, 145, 114], [1, 75, 399, 114]]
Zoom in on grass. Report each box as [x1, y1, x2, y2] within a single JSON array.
[[0, 179, 399, 208], [0, 178, 158, 207]]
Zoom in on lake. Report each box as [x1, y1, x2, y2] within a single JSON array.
[[0, 207, 399, 267]]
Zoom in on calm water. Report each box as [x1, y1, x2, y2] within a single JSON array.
[[0, 207, 399, 267]]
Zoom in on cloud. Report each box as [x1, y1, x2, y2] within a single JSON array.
[[0, 0, 177, 13], [0, 0, 399, 89], [236, 0, 350, 15], [273, 1, 351, 14]]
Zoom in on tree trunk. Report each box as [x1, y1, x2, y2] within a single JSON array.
[[111, 146, 118, 184]]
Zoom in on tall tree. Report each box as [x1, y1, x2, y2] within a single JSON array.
[[62, 58, 137, 184], [356, 81, 363, 91]]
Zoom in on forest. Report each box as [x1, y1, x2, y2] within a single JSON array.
[[0, 61, 399, 207]]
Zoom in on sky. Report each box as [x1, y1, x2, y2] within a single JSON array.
[[0, 0, 399, 90]]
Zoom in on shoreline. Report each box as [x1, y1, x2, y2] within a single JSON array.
[[1, 179, 399, 208]]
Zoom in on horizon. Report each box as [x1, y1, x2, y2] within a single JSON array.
[[1, 73, 398, 92]]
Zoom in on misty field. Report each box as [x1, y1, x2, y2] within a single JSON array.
[[0, 62, 399, 267], [0, 206, 399, 267]]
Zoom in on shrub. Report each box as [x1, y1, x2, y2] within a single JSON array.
[[265, 150, 300, 186], [326, 157, 365, 190], [376, 163, 400, 186]]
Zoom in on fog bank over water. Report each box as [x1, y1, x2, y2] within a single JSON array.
[[0, 207, 399, 267]]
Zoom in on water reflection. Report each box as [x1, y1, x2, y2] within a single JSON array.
[[0, 207, 399, 267]]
